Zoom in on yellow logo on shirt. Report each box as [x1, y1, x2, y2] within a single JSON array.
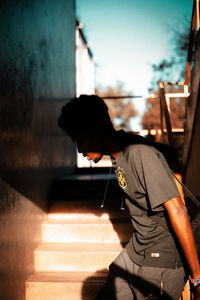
[[116, 167, 127, 189]]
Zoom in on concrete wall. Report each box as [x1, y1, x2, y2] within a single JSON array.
[[183, 30, 200, 197], [0, 0, 76, 299]]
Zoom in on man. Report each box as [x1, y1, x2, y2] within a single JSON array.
[[58, 94, 200, 300]]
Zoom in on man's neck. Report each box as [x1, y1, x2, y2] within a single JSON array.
[[107, 130, 124, 159], [110, 152, 119, 160]]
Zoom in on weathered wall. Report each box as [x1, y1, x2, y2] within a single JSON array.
[[183, 29, 200, 197], [0, 0, 76, 299]]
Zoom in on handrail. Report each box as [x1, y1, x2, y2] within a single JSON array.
[[197, 0, 200, 30], [102, 95, 143, 99]]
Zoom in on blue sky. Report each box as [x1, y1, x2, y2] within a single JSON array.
[[76, 0, 192, 130]]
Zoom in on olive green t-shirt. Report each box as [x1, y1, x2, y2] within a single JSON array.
[[113, 143, 183, 269]]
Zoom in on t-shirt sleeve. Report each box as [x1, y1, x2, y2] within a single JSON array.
[[132, 145, 180, 211]]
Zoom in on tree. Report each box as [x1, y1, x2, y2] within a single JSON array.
[[95, 81, 138, 131], [143, 21, 192, 131], [149, 21, 193, 91]]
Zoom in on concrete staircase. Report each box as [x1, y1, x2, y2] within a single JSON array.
[[25, 175, 133, 300]]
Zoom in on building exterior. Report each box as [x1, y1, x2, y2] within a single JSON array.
[[75, 19, 96, 168], [76, 19, 95, 97]]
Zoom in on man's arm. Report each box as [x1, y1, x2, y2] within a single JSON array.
[[164, 196, 200, 297]]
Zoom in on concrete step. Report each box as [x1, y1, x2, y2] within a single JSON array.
[[34, 242, 122, 272], [48, 199, 130, 217], [48, 211, 129, 221], [26, 194, 131, 299], [26, 271, 107, 300], [42, 218, 132, 243], [49, 173, 123, 199]]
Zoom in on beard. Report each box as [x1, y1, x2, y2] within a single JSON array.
[[93, 155, 103, 164]]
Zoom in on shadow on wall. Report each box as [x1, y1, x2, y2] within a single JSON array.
[[0, 30, 77, 208], [0, 97, 76, 210], [0, 0, 77, 208], [0, 96, 77, 299]]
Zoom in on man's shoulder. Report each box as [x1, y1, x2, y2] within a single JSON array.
[[119, 132, 153, 155], [119, 132, 177, 167], [122, 142, 155, 158]]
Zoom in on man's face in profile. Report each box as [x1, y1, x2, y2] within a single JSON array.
[[73, 131, 103, 163]]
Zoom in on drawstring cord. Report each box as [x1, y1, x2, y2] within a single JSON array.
[[171, 170, 200, 207], [101, 167, 200, 210], [120, 196, 125, 210], [100, 166, 126, 211], [101, 166, 113, 208]]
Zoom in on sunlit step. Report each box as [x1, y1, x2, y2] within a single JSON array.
[[48, 212, 111, 220], [42, 219, 132, 243], [34, 242, 122, 272], [26, 271, 107, 300], [48, 201, 129, 217]]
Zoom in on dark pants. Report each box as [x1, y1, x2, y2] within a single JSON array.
[[95, 249, 186, 300]]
